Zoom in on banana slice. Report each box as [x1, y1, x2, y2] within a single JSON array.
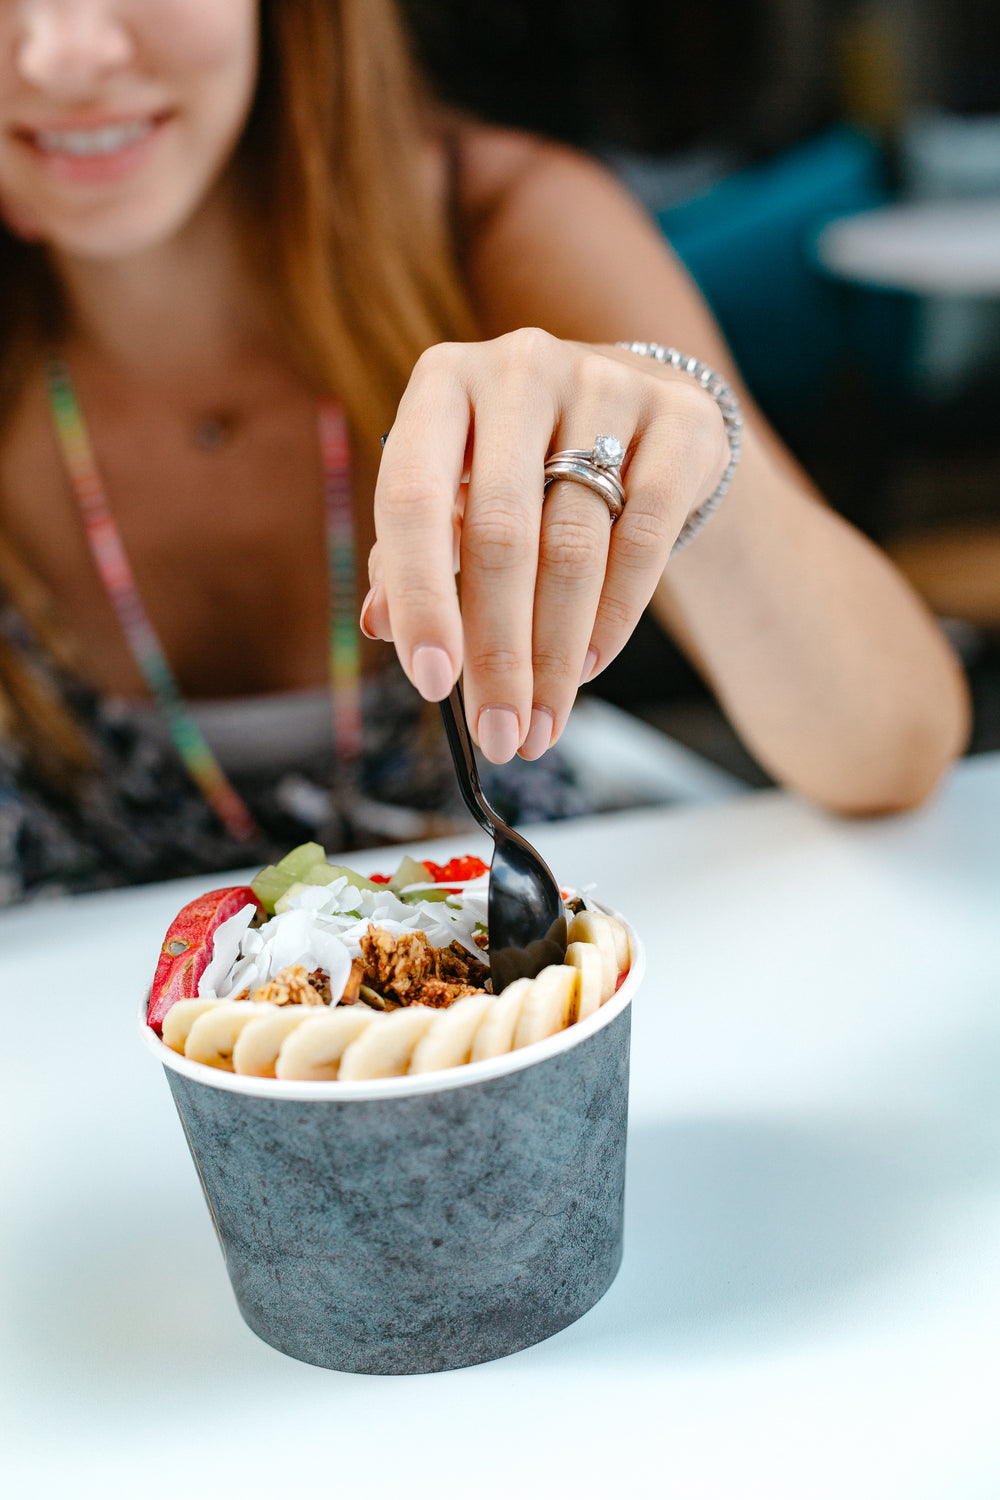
[[564, 941, 604, 1020], [161, 998, 224, 1054], [232, 1005, 316, 1077], [408, 993, 493, 1074], [275, 1007, 381, 1081], [567, 910, 617, 1001], [513, 964, 579, 1049], [338, 1006, 437, 1081], [469, 978, 533, 1062], [606, 913, 631, 974], [184, 1001, 278, 1070]]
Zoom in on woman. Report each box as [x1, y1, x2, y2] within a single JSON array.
[[0, 0, 969, 901]]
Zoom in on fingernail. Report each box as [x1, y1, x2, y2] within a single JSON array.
[[477, 705, 522, 764], [519, 705, 554, 761], [359, 587, 379, 640], [579, 647, 599, 685], [411, 644, 454, 701]]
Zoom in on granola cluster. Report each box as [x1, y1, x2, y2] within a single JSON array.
[[357, 924, 490, 1009], [247, 925, 490, 1014], [251, 965, 329, 1008]]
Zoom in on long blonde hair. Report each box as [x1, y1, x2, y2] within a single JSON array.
[[242, 0, 475, 441], [0, 0, 475, 775]]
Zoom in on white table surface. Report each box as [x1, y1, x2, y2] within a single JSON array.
[[815, 197, 1000, 295], [3, 754, 1000, 1499]]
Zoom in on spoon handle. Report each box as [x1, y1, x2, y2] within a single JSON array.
[[439, 683, 497, 838]]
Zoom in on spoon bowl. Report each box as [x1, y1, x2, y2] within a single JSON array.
[[439, 684, 567, 992]]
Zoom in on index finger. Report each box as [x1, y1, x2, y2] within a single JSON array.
[[374, 345, 472, 701]]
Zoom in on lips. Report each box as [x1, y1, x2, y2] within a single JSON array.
[[31, 117, 156, 157], [12, 110, 171, 184], [19, 109, 170, 153]]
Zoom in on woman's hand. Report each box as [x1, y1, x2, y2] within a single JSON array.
[[357, 131, 968, 812], [362, 328, 730, 763]]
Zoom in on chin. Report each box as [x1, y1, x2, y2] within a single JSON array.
[[42, 198, 201, 263]]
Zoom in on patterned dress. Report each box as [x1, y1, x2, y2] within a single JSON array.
[[0, 589, 587, 904]]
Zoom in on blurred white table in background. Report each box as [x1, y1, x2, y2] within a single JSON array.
[[561, 694, 746, 807], [815, 197, 1000, 295], [2, 753, 999, 1500], [815, 197, 1000, 391]]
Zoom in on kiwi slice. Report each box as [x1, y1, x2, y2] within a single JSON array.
[[251, 865, 290, 914], [303, 862, 383, 893], [389, 855, 433, 893], [276, 842, 327, 879], [251, 841, 327, 913], [399, 885, 451, 904]]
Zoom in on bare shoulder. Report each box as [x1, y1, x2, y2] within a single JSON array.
[[446, 117, 726, 355], [453, 117, 616, 232]]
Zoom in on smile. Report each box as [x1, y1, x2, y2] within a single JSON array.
[[30, 118, 157, 158]]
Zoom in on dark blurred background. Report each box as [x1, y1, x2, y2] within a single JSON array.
[[403, 0, 1000, 779]]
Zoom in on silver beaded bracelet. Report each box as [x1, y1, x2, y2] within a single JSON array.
[[616, 341, 744, 553]]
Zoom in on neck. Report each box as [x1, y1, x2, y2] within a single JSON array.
[[50, 188, 278, 387]]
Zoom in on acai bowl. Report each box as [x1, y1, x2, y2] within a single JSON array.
[[140, 841, 644, 1374]]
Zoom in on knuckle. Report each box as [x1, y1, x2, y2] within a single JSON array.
[[496, 326, 557, 368], [540, 516, 605, 575], [392, 577, 449, 614], [462, 510, 530, 570], [376, 461, 444, 518], [574, 347, 621, 399], [594, 591, 635, 637], [469, 470, 532, 512], [663, 377, 721, 444], [412, 340, 464, 379], [612, 506, 669, 566], [666, 372, 709, 417], [466, 644, 523, 678], [531, 644, 576, 681]]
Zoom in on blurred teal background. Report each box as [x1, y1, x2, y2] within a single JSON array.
[[404, 0, 1000, 768], [655, 125, 896, 413]]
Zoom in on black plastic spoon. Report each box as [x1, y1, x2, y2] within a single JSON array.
[[439, 682, 568, 994]]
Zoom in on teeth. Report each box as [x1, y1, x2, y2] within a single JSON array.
[[34, 119, 154, 157]]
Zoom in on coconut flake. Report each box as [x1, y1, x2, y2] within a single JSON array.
[[198, 904, 258, 997], [206, 871, 491, 998]]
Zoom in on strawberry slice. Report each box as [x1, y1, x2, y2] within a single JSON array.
[[423, 855, 489, 883], [147, 886, 262, 1034]]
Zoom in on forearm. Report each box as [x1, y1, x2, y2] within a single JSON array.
[[651, 426, 971, 814], [378, 131, 970, 801]]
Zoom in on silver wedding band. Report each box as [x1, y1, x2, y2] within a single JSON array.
[[543, 435, 628, 523]]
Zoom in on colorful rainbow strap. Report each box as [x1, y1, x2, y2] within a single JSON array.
[[46, 357, 362, 842]]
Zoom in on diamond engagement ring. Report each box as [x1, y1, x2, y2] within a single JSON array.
[[543, 435, 628, 522]]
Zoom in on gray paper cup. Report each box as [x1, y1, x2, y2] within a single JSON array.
[[141, 922, 642, 1375]]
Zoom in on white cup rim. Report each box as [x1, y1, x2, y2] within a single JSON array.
[[139, 915, 643, 1102]]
